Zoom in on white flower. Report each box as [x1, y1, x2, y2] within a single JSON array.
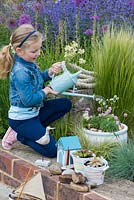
[[83, 111, 90, 120], [78, 48, 85, 54], [64, 41, 85, 64], [71, 41, 78, 48], [79, 58, 86, 64]]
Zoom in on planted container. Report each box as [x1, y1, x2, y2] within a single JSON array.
[[84, 157, 109, 185], [71, 149, 95, 173], [83, 123, 128, 145]]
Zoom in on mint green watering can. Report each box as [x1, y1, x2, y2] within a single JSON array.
[[50, 61, 82, 93]]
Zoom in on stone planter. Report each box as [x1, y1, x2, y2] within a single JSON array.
[[83, 123, 128, 145]]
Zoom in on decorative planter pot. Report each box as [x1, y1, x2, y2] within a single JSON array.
[[83, 123, 128, 145], [71, 150, 95, 173], [83, 157, 109, 185]]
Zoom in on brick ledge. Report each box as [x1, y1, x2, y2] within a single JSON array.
[[0, 149, 110, 200]]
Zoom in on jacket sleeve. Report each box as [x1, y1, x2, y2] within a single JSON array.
[[14, 68, 45, 107]]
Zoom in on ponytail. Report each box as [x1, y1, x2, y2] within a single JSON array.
[[0, 44, 13, 79], [0, 24, 42, 79]]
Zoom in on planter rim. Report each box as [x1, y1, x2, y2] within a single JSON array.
[[71, 150, 95, 158], [83, 158, 108, 170], [84, 163, 109, 170], [83, 123, 128, 136]]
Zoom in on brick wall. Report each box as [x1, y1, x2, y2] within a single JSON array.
[[0, 149, 109, 200]]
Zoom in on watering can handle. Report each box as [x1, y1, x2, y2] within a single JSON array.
[[51, 61, 68, 80], [61, 61, 68, 72]]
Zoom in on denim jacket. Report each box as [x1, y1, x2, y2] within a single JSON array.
[[9, 54, 52, 109]]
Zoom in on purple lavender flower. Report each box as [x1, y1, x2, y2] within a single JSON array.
[[0, 16, 4, 24], [129, 0, 134, 6], [32, 2, 42, 12], [99, 25, 109, 33], [74, 0, 83, 7], [90, 15, 99, 21], [6, 17, 17, 29], [18, 14, 31, 26], [55, 0, 62, 3], [84, 29, 93, 36], [2, 0, 134, 40]]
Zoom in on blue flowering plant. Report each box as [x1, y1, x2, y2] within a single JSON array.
[[83, 95, 128, 132]]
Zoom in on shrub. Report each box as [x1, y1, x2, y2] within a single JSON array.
[[107, 140, 134, 181], [0, 79, 9, 137], [93, 28, 134, 135]]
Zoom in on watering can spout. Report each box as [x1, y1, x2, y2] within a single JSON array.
[[74, 70, 82, 76], [71, 70, 82, 83]]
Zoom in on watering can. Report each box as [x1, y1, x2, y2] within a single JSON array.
[[49, 61, 82, 93]]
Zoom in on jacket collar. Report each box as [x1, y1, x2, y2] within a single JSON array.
[[14, 54, 36, 70]]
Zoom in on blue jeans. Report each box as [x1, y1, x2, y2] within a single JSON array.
[[8, 98, 72, 158]]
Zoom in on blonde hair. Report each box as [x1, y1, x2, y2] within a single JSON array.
[[0, 24, 43, 79]]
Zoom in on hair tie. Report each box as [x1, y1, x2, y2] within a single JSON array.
[[8, 43, 12, 48], [17, 30, 36, 48], [9, 43, 15, 54]]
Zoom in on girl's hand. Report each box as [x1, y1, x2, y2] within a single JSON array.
[[48, 62, 62, 76], [42, 86, 59, 95]]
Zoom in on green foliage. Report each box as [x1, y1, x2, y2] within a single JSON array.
[[86, 116, 100, 129], [74, 149, 93, 158], [0, 26, 9, 48], [37, 48, 64, 71], [0, 79, 9, 137], [77, 129, 118, 160], [90, 142, 118, 161], [107, 140, 134, 181], [99, 115, 119, 132], [92, 28, 134, 135], [0, 27, 10, 138], [52, 111, 73, 141], [83, 95, 123, 132], [84, 114, 119, 132], [0, 114, 7, 137]]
